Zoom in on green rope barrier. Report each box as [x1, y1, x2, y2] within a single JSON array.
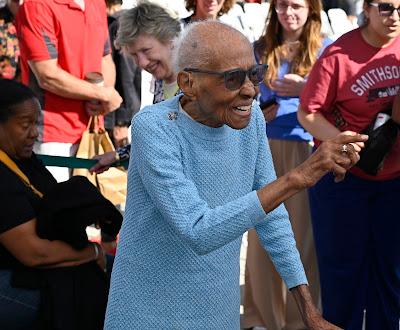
[[37, 154, 129, 169]]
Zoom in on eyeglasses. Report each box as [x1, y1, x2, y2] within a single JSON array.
[[183, 64, 268, 91], [275, 2, 308, 14], [369, 2, 400, 16]]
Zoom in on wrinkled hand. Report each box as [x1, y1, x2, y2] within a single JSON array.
[[270, 74, 305, 97], [262, 103, 279, 123], [293, 131, 368, 187], [305, 311, 343, 330], [89, 151, 118, 174], [292, 285, 343, 330], [392, 92, 400, 125]]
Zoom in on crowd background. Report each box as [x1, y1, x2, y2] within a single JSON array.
[[0, 0, 398, 330]]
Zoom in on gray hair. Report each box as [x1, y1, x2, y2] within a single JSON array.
[[115, 1, 181, 50], [172, 21, 251, 73]]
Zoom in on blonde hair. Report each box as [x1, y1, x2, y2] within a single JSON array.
[[255, 0, 322, 87]]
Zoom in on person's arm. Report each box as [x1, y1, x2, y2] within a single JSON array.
[[271, 73, 306, 97], [297, 106, 341, 141], [28, 59, 122, 115], [0, 218, 104, 268], [129, 108, 367, 256], [101, 53, 116, 88], [256, 130, 366, 210]]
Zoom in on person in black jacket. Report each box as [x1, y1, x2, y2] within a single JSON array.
[[0, 79, 118, 330]]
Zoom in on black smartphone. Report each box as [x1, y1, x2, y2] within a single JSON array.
[[260, 98, 277, 110]]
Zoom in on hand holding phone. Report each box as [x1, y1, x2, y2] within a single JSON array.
[[259, 98, 278, 123], [260, 98, 277, 110]]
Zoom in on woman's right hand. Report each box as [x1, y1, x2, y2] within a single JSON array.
[[293, 131, 368, 187], [262, 103, 279, 123]]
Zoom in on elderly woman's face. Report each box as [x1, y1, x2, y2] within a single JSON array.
[[187, 40, 257, 129], [126, 34, 175, 83], [195, 0, 225, 19], [0, 98, 40, 160]]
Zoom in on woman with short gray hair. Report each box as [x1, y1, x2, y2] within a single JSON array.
[[89, 2, 182, 173], [115, 1, 181, 104]]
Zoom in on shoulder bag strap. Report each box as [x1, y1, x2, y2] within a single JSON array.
[[0, 149, 43, 198]]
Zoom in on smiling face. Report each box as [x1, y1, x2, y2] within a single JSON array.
[[364, 0, 400, 46], [195, 0, 225, 19], [126, 34, 175, 83], [275, 0, 310, 37], [181, 39, 257, 129], [0, 98, 40, 160]]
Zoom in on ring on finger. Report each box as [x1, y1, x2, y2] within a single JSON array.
[[341, 144, 348, 153]]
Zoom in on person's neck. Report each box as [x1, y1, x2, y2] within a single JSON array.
[[180, 96, 222, 128], [282, 29, 302, 43], [361, 25, 395, 48], [192, 12, 218, 21], [163, 74, 177, 85]]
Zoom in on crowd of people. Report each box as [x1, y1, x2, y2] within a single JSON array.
[[0, 0, 399, 330]]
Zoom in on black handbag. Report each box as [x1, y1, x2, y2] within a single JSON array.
[[357, 113, 399, 175]]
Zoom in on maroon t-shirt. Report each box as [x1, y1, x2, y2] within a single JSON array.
[[301, 28, 400, 181]]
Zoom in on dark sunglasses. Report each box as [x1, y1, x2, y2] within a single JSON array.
[[183, 64, 268, 91], [369, 2, 400, 16]]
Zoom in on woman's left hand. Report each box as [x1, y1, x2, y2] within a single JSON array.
[[305, 313, 343, 330], [271, 74, 305, 97], [291, 285, 343, 330]]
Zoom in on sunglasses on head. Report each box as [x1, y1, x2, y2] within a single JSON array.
[[369, 2, 400, 16], [183, 64, 268, 91]]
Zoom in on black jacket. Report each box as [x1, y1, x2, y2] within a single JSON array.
[[13, 176, 122, 330]]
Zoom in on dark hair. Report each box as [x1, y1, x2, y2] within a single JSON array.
[[105, 0, 122, 6], [185, 0, 236, 16], [0, 4, 14, 23], [0, 79, 37, 123]]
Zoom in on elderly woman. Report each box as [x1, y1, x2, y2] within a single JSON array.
[[104, 21, 367, 329], [0, 79, 112, 329], [116, 2, 181, 104], [91, 2, 182, 172], [298, 0, 400, 328], [89, 2, 181, 171]]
